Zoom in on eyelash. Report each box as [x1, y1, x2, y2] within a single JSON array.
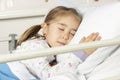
[[58, 27, 75, 36], [58, 28, 64, 31], [70, 33, 75, 36]]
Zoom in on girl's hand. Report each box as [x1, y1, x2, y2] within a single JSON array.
[[79, 32, 101, 55]]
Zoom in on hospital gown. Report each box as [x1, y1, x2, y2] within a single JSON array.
[[14, 38, 87, 80]]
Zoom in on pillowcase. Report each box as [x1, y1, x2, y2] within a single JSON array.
[[71, 2, 120, 44], [54, 0, 99, 15]]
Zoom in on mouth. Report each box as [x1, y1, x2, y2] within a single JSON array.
[[57, 41, 66, 46]]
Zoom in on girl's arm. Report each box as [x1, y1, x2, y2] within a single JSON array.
[[14, 39, 55, 79], [74, 32, 101, 61]]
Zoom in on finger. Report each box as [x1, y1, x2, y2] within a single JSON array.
[[89, 32, 100, 41], [84, 33, 94, 41], [95, 36, 102, 41], [85, 32, 98, 42], [79, 37, 86, 43], [91, 32, 99, 40]]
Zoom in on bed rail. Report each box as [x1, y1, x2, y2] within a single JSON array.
[[0, 8, 46, 20], [103, 75, 120, 80], [0, 37, 120, 63]]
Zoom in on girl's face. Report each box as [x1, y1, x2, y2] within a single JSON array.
[[43, 16, 80, 47]]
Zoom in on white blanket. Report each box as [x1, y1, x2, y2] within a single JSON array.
[[87, 45, 120, 80], [47, 45, 120, 80]]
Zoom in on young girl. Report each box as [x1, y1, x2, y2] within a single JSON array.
[[0, 6, 101, 80], [16, 6, 101, 80]]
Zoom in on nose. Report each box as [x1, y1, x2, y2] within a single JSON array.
[[61, 32, 69, 40]]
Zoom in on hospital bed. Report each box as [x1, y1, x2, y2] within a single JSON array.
[[0, 1, 120, 80]]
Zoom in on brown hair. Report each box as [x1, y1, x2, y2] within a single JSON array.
[[17, 6, 82, 45]]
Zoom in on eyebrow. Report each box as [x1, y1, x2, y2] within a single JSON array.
[[58, 23, 67, 26]]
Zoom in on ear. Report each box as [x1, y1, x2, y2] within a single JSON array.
[[41, 23, 48, 35]]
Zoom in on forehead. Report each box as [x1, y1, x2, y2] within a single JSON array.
[[55, 15, 80, 29]]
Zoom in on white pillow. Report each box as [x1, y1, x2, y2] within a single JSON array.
[[71, 2, 120, 44], [54, 0, 98, 15]]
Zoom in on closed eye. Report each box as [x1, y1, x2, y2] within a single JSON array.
[[70, 33, 75, 36], [70, 30, 76, 36], [58, 28, 64, 31]]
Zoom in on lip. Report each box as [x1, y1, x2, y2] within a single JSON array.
[[57, 41, 66, 46]]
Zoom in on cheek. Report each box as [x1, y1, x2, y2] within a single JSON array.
[[51, 29, 61, 36], [47, 30, 59, 39]]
